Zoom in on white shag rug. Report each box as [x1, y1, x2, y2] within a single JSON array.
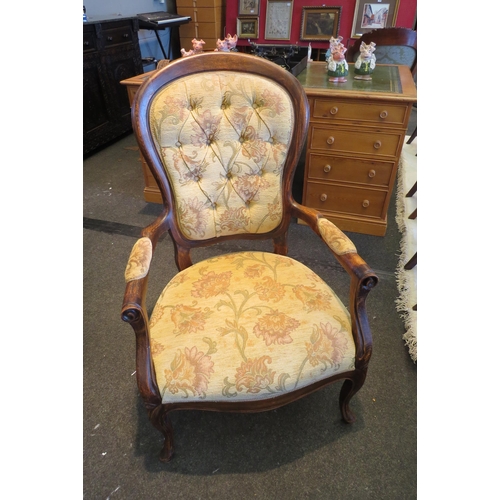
[[395, 136, 417, 362]]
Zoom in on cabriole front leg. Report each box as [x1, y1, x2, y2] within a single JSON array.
[[149, 406, 174, 462], [339, 371, 367, 424]]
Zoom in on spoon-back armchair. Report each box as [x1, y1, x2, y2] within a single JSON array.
[[121, 52, 378, 462]]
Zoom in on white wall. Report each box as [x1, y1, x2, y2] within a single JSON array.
[[84, 0, 178, 68], [84, 0, 165, 19]]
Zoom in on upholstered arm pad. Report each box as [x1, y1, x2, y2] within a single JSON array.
[[124, 237, 153, 282], [317, 218, 357, 255]]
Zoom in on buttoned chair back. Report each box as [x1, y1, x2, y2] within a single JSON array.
[[122, 52, 378, 462], [133, 52, 307, 264]]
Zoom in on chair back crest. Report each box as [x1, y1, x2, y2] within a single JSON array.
[[132, 52, 309, 246]]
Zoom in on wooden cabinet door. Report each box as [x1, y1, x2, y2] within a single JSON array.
[[83, 52, 113, 155]]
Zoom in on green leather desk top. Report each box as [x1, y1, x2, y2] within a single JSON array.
[[297, 62, 416, 97]]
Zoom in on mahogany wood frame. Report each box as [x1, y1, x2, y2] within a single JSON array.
[[121, 52, 378, 462]]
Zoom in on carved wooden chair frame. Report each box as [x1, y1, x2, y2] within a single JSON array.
[[121, 52, 378, 462]]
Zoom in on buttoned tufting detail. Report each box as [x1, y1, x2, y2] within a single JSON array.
[[149, 72, 294, 240]]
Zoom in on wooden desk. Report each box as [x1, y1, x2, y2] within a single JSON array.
[[120, 70, 163, 203], [121, 62, 416, 235], [297, 62, 416, 236]]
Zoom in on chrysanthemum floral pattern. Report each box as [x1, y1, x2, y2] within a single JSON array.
[[142, 70, 357, 403], [150, 252, 356, 403]]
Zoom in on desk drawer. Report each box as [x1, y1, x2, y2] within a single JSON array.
[[308, 153, 394, 187], [310, 125, 401, 157], [305, 183, 388, 219], [312, 98, 408, 127], [103, 26, 134, 47]]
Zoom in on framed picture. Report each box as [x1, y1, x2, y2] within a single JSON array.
[[300, 6, 341, 42], [237, 17, 259, 39], [238, 0, 260, 16], [265, 0, 293, 40], [351, 0, 400, 38]]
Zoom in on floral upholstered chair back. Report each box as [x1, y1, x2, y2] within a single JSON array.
[[139, 53, 305, 245]]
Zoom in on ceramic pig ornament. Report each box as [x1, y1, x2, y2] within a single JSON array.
[[181, 38, 205, 57], [354, 41, 376, 80], [326, 36, 349, 83], [215, 34, 238, 52]]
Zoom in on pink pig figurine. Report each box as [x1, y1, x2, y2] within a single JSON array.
[[181, 38, 205, 57], [215, 34, 238, 52]]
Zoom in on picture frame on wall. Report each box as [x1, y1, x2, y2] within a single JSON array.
[[300, 6, 341, 41], [238, 0, 260, 16], [264, 0, 293, 40], [351, 0, 400, 38], [237, 17, 259, 39]]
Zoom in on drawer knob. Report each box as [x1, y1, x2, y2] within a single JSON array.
[[84, 41, 89, 46], [362, 199, 370, 208], [368, 169, 376, 178], [326, 136, 335, 145], [320, 193, 328, 202], [379, 110, 388, 119], [323, 164, 331, 173], [107, 36, 113, 41], [122, 33, 129, 38], [373, 140, 382, 149], [329, 106, 339, 115]]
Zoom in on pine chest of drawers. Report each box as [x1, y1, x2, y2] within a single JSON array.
[[296, 62, 417, 236]]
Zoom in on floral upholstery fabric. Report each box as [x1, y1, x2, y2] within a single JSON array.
[[125, 237, 152, 282], [318, 218, 357, 255], [149, 251, 355, 403], [149, 72, 294, 240]]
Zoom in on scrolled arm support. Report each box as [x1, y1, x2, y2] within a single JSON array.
[[291, 199, 378, 365], [122, 308, 141, 323], [351, 273, 379, 366]]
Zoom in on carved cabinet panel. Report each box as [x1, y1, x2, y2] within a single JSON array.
[[83, 18, 143, 155]]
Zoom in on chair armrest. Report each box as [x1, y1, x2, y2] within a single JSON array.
[[291, 201, 378, 364], [122, 210, 170, 319], [121, 213, 170, 408], [291, 201, 375, 280], [125, 237, 153, 282]]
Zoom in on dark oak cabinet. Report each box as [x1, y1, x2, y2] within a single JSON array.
[[83, 18, 143, 155]]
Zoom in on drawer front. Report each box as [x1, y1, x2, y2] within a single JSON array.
[[305, 183, 388, 219], [178, 6, 223, 23], [308, 153, 394, 187], [197, 21, 223, 38], [179, 23, 198, 38], [312, 98, 408, 127], [310, 125, 401, 157], [177, 0, 224, 6], [179, 21, 223, 39], [83, 32, 97, 53], [103, 26, 134, 48]]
